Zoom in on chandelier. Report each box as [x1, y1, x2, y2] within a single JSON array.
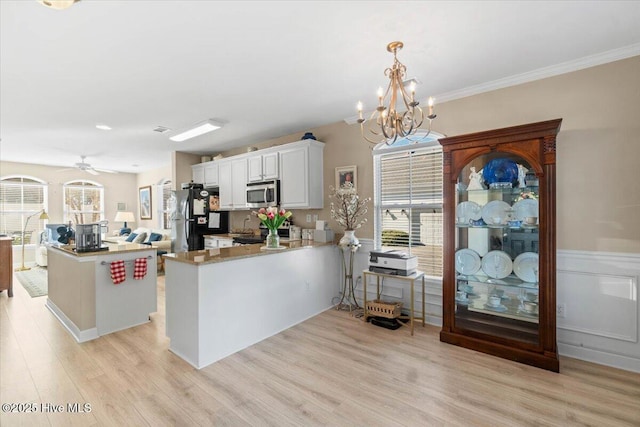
[[38, 0, 80, 10], [357, 41, 436, 146]]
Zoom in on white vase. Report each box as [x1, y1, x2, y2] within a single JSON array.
[[339, 230, 359, 248]]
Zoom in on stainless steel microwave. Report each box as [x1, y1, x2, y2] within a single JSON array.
[[246, 180, 280, 208]]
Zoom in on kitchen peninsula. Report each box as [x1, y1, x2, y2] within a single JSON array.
[[164, 241, 340, 369], [46, 244, 157, 342]]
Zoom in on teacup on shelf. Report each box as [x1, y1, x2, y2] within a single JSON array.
[[488, 295, 502, 307], [523, 301, 538, 313]]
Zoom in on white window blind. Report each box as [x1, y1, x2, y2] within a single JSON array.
[[63, 181, 104, 225], [374, 138, 443, 277], [0, 176, 48, 245]]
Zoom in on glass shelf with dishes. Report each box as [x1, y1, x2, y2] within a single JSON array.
[[453, 155, 540, 336]]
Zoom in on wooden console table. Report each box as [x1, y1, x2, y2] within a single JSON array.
[[0, 237, 14, 297], [362, 270, 425, 335]]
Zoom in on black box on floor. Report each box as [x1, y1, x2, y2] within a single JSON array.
[[368, 316, 402, 330]]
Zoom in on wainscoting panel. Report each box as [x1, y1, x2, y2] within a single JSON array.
[[342, 243, 639, 372], [557, 250, 640, 373]]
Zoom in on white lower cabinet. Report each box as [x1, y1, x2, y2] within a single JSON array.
[[204, 236, 233, 248]]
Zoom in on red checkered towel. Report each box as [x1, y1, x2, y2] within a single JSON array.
[[133, 257, 147, 280], [110, 260, 126, 285]]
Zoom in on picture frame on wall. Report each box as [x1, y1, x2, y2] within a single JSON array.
[[116, 202, 127, 211], [335, 165, 357, 191], [139, 186, 152, 220]]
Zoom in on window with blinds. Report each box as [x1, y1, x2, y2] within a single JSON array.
[[0, 176, 48, 245], [63, 180, 104, 225], [160, 180, 173, 230], [373, 134, 444, 277]]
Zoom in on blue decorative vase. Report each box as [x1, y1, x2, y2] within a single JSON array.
[[301, 132, 316, 140]]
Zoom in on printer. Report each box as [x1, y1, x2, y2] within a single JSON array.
[[368, 250, 418, 276]]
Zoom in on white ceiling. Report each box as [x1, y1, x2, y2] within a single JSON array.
[[2, 1, 640, 174]]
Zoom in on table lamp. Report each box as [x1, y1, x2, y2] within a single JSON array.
[[15, 209, 49, 272], [114, 211, 135, 235]]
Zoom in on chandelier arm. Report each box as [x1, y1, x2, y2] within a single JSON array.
[[360, 123, 385, 144]]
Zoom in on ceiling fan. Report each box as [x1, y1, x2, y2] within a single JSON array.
[[57, 156, 118, 175]]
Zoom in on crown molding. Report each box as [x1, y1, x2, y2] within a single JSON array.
[[345, 43, 640, 124]]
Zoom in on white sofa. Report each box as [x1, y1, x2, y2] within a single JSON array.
[[104, 228, 172, 251], [35, 223, 68, 267]]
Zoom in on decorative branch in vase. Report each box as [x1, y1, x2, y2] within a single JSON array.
[[329, 182, 370, 249]]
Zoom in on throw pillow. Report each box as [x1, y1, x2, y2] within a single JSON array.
[[133, 232, 147, 244], [125, 233, 138, 243], [148, 232, 163, 242]]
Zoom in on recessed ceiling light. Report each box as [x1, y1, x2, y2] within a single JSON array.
[[169, 119, 223, 142], [153, 126, 172, 134], [96, 123, 112, 130]]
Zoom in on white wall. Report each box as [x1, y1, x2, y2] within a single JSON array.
[[136, 163, 172, 230]]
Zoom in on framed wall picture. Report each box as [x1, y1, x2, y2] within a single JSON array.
[[116, 202, 127, 211], [335, 165, 357, 191], [139, 186, 152, 220]]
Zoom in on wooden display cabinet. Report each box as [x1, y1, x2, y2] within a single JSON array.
[[439, 119, 562, 372]]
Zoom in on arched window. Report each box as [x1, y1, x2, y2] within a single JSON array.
[[158, 179, 173, 230], [63, 180, 104, 225], [0, 175, 48, 245], [373, 131, 445, 277]]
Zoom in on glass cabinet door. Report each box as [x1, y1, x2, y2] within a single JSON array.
[[453, 154, 540, 345]]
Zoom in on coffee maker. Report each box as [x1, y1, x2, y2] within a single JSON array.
[[75, 223, 108, 252]]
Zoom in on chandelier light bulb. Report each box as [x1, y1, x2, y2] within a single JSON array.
[[409, 81, 417, 95]]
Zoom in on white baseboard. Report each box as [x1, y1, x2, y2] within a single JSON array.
[[46, 298, 98, 343], [558, 342, 640, 373]]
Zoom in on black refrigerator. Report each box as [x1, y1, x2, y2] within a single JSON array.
[[172, 184, 229, 252]]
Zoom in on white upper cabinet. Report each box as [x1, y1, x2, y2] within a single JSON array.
[[192, 164, 205, 184], [203, 162, 219, 186], [218, 160, 233, 210], [247, 152, 279, 182], [231, 158, 248, 209], [218, 158, 248, 210], [193, 139, 324, 210], [279, 140, 324, 209]]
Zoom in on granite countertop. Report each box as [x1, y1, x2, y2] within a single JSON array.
[[51, 242, 156, 257], [164, 240, 333, 265]]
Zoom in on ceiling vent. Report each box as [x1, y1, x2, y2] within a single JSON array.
[[153, 126, 171, 133]]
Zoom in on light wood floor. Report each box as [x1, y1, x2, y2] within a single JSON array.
[[1, 275, 639, 427]]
